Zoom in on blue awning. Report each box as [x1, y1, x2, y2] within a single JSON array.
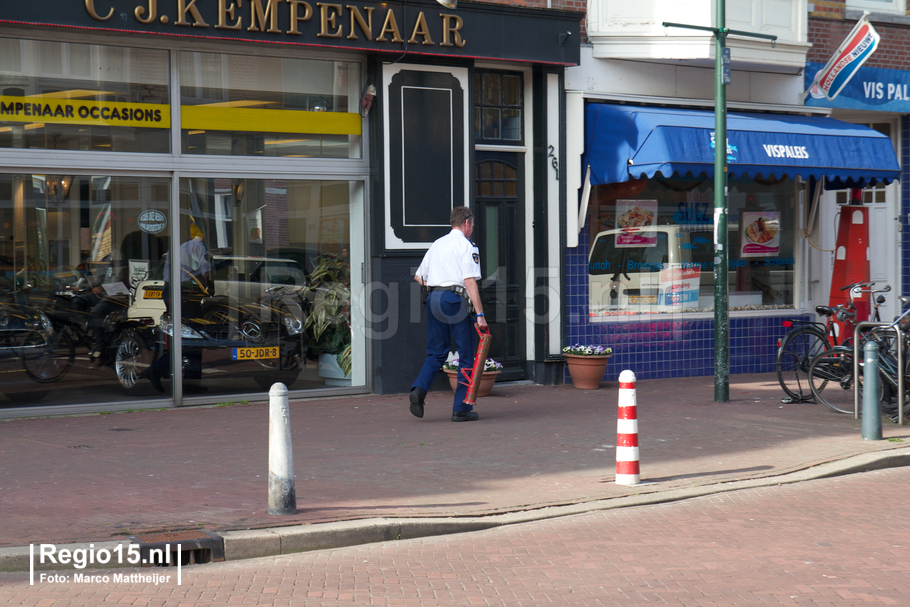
[[584, 104, 900, 189]]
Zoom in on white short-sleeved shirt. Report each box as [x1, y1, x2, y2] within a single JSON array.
[[416, 229, 481, 287]]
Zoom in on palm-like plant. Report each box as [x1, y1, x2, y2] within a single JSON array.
[[304, 255, 352, 375]]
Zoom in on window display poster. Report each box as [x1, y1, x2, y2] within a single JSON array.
[[658, 266, 700, 307], [616, 200, 658, 248], [740, 212, 781, 258]]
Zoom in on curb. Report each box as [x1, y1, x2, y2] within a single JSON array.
[[4, 447, 910, 573]]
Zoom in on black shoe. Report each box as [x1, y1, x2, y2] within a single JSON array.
[[144, 369, 164, 393], [409, 387, 426, 418], [451, 410, 479, 422]]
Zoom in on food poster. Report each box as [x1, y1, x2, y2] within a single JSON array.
[[658, 266, 700, 307], [740, 211, 781, 258], [615, 200, 658, 248]]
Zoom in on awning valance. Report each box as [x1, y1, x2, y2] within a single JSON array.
[[584, 104, 900, 189]]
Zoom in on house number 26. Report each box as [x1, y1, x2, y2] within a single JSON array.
[[548, 145, 559, 180]]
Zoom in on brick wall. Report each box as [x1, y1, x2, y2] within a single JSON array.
[[809, 5, 910, 71]]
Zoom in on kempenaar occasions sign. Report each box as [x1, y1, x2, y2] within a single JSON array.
[[0, 0, 581, 65]]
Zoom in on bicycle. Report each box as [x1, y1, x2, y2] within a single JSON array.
[[776, 281, 889, 403], [807, 298, 910, 415]]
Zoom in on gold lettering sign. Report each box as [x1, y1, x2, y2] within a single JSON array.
[[317, 3, 343, 38], [440, 14, 465, 48], [287, 0, 313, 34], [79, 1, 467, 49], [0, 96, 171, 129], [248, 0, 283, 33], [85, 0, 113, 21], [346, 5, 373, 41], [134, 0, 158, 25], [408, 11, 433, 46], [176, 0, 209, 28], [376, 8, 403, 43], [217, 0, 243, 30]]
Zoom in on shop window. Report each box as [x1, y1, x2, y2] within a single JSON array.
[[473, 70, 522, 144], [0, 173, 172, 407], [586, 176, 796, 317], [0, 39, 170, 154], [179, 52, 362, 159], [173, 177, 360, 396]]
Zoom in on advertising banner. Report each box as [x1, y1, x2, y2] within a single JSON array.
[[740, 212, 781, 258], [658, 266, 700, 307], [615, 200, 657, 248], [805, 62, 910, 113], [804, 13, 879, 101]]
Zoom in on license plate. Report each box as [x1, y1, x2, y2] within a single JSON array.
[[143, 290, 163, 299], [628, 295, 657, 304], [233, 346, 278, 360]]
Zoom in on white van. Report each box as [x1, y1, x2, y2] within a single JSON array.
[[588, 226, 715, 315]]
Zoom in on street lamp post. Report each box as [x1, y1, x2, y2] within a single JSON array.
[[663, 2, 776, 403]]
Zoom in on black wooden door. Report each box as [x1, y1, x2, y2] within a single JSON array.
[[474, 151, 526, 381]]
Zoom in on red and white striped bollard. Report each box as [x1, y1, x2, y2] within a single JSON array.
[[616, 369, 640, 485]]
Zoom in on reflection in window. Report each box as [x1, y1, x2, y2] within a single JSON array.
[[175, 178, 359, 396], [0, 38, 169, 153], [179, 52, 362, 158], [474, 70, 523, 144], [587, 177, 796, 317]]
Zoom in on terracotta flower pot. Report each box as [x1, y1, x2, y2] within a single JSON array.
[[444, 369, 501, 397], [564, 354, 610, 390]]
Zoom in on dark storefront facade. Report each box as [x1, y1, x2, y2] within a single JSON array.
[[0, 0, 580, 414]]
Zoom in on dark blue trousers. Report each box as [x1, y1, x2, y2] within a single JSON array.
[[412, 290, 475, 413]]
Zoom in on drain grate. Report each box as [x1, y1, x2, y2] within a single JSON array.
[[129, 530, 224, 567]]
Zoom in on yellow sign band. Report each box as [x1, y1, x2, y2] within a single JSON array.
[[0, 95, 170, 129], [181, 105, 361, 136]]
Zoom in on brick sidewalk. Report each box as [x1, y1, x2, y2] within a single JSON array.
[[1, 373, 908, 549]]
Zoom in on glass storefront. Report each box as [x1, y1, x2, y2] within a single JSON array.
[[586, 176, 796, 317], [1, 173, 171, 405], [0, 39, 169, 153], [0, 37, 368, 409], [179, 52, 361, 158]]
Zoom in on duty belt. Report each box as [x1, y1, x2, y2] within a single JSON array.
[[429, 285, 466, 295]]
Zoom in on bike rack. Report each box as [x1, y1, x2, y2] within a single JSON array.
[[853, 322, 905, 425]]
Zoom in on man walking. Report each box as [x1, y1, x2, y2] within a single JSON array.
[[410, 207, 487, 422]]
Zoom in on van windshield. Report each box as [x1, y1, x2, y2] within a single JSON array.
[[589, 232, 668, 276]]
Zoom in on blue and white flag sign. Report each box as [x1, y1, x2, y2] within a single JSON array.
[[805, 12, 880, 101]]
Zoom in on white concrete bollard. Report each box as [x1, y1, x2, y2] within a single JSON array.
[[268, 382, 298, 515], [615, 370, 640, 486]]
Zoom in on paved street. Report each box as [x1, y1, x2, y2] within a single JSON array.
[[3, 466, 909, 606]]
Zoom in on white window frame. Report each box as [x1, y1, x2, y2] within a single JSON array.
[[846, 0, 906, 16]]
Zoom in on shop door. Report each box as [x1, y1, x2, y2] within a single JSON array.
[[474, 151, 526, 381]]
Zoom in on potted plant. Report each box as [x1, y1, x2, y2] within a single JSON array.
[[442, 357, 503, 397], [304, 254, 352, 385], [563, 344, 612, 390]]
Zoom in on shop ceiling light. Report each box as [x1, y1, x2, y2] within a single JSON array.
[[436, 0, 456, 8]]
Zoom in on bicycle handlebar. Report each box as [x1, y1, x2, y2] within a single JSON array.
[[840, 280, 873, 292]]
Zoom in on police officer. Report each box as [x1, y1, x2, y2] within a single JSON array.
[[410, 206, 488, 422]]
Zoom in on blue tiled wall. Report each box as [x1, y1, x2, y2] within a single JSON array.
[[566, 220, 811, 382]]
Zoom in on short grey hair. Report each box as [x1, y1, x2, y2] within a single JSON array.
[[450, 206, 474, 227]]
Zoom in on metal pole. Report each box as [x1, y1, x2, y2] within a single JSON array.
[[862, 340, 882, 440], [713, 0, 729, 403]]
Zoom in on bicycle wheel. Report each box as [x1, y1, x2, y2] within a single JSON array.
[[809, 347, 858, 414], [776, 327, 828, 402], [21, 330, 75, 383]]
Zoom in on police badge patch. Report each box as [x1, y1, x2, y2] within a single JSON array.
[[472, 253, 479, 264]]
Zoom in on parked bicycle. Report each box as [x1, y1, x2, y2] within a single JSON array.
[[807, 296, 910, 417], [775, 281, 888, 403]]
